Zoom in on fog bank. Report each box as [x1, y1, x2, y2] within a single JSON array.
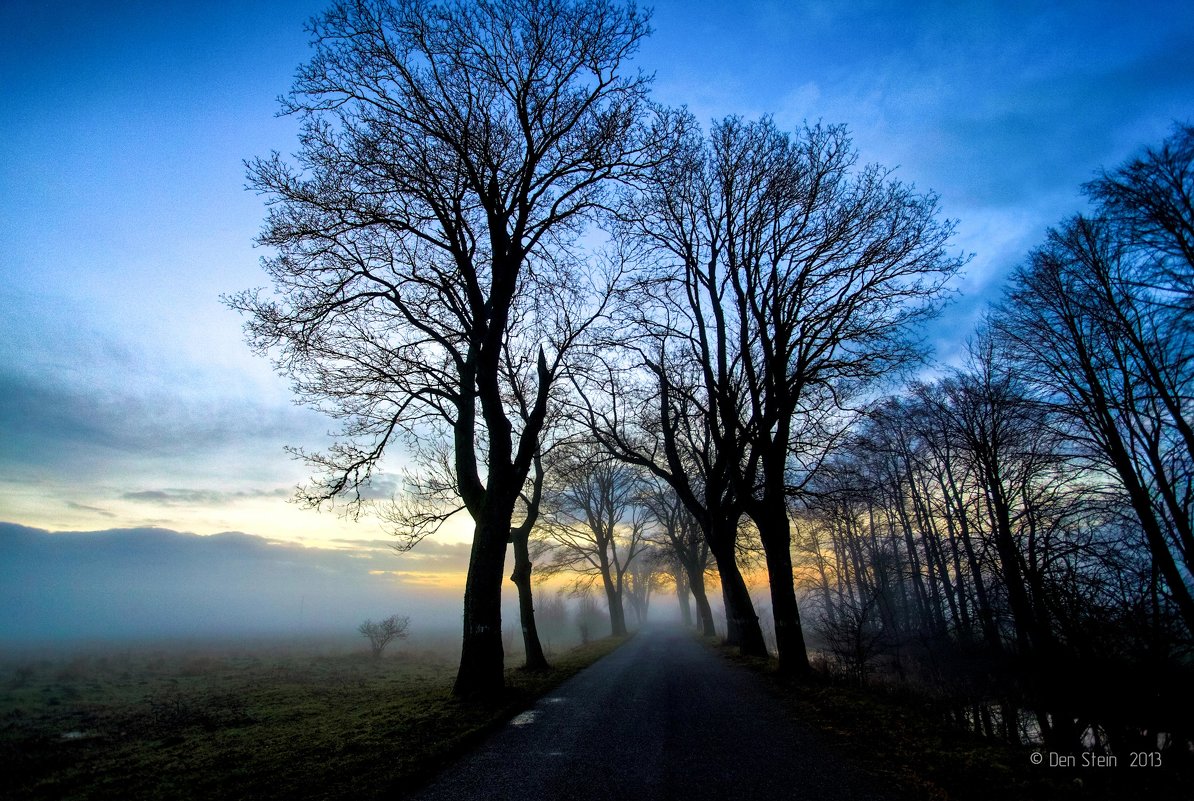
[[0, 522, 467, 644]]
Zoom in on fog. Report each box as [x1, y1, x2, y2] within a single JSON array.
[[0, 522, 469, 646]]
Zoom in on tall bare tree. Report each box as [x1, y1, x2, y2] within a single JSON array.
[[229, 0, 672, 697], [617, 116, 962, 672]]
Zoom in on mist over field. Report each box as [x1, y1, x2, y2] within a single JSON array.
[[0, 522, 467, 645]]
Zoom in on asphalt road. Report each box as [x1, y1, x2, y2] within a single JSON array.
[[412, 626, 896, 801]]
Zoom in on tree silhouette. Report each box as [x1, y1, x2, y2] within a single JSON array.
[[608, 115, 961, 671], [229, 0, 675, 697]]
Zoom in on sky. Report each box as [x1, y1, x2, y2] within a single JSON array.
[[1, 1, 1192, 639]]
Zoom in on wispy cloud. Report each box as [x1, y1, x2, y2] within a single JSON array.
[[121, 487, 291, 506], [64, 501, 115, 518], [0, 366, 321, 476]]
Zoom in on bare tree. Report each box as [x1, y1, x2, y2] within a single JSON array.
[[819, 591, 883, 685], [575, 116, 767, 655], [997, 214, 1194, 633], [534, 447, 650, 636], [359, 614, 410, 658], [616, 115, 962, 673], [228, 0, 675, 697], [574, 587, 605, 644], [640, 478, 717, 635]]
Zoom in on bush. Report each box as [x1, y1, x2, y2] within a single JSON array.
[[358, 615, 410, 658]]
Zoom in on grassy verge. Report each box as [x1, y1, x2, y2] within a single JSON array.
[[708, 640, 1190, 801], [1, 636, 629, 801]]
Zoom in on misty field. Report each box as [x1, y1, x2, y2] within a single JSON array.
[[1, 635, 626, 801]]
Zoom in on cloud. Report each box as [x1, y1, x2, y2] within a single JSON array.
[[0, 366, 315, 461], [0, 522, 478, 643], [64, 501, 115, 518], [120, 487, 291, 506]]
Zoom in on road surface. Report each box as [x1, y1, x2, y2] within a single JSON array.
[[412, 626, 895, 800]]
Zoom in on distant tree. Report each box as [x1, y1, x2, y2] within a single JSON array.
[[358, 614, 410, 658], [229, 0, 677, 698], [640, 479, 717, 635], [574, 588, 605, 644], [623, 545, 667, 625], [534, 590, 571, 652], [534, 447, 649, 636]]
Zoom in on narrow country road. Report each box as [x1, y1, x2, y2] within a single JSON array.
[[412, 626, 896, 800]]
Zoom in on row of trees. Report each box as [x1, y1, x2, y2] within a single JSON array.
[[796, 126, 1194, 751], [233, 0, 915, 694], [232, 1, 1192, 753], [529, 453, 715, 639]]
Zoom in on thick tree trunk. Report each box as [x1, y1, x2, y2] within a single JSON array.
[[709, 535, 767, 657], [453, 514, 510, 697], [510, 530, 549, 671], [755, 503, 811, 674]]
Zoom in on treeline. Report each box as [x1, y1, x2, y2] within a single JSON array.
[[522, 126, 1194, 758], [792, 127, 1194, 753]]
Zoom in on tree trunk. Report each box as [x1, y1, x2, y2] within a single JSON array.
[[688, 565, 717, 636], [755, 502, 812, 674], [674, 568, 694, 627], [709, 534, 767, 657], [453, 514, 510, 697], [984, 474, 1045, 654], [510, 529, 549, 671], [602, 573, 628, 636]]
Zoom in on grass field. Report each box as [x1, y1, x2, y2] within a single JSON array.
[[1, 634, 628, 801]]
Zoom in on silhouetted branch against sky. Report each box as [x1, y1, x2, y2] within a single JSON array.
[[1, 0, 1191, 557]]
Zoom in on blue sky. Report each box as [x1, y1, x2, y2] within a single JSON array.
[[2, 1, 1192, 560]]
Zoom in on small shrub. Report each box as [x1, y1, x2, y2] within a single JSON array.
[[358, 615, 411, 658]]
